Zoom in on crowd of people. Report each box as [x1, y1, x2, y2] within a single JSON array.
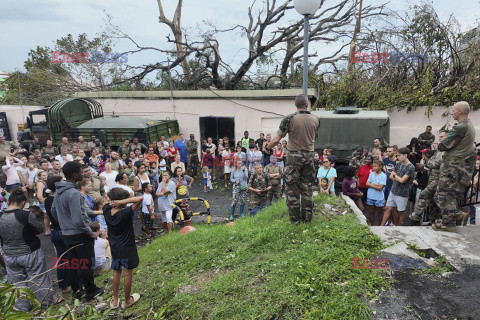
[[343, 103, 479, 229], [0, 99, 476, 311], [0, 130, 294, 310]]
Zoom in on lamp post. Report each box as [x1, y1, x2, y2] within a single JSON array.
[[294, 0, 321, 95]]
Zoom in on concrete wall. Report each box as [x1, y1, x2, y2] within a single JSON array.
[[0, 105, 44, 142], [388, 106, 480, 147], [3, 101, 479, 151], [93, 98, 290, 143], [80, 101, 480, 148]]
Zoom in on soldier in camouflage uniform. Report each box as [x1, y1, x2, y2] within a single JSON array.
[[433, 102, 476, 232], [248, 164, 272, 216], [186, 134, 199, 177], [41, 139, 58, 157], [349, 148, 366, 171], [56, 137, 72, 154], [410, 130, 447, 223], [267, 94, 320, 223], [264, 155, 283, 203]]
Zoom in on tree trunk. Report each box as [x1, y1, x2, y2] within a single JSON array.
[[348, 0, 363, 74]]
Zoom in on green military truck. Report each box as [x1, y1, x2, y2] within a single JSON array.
[[312, 107, 390, 188], [19, 98, 179, 147]]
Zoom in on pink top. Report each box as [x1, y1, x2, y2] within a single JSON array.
[[2, 158, 24, 185]]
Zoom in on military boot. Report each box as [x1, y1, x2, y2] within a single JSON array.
[[432, 220, 457, 233]]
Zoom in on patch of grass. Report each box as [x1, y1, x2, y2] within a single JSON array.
[[421, 255, 455, 274], [101, 194, 387, 319], [407, 244, 455, 274]]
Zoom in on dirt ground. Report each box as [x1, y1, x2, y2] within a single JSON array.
[[369, 266, 480, 320], [360, 206, 480, 320]]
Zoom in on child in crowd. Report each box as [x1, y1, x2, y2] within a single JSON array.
[[313, 152, 321, 186], [366, 160, 387, 226], [141, 182, 154, 240], [26, 162, 38, 205], [320, 178, 330, 196], [123, 159, 135, 188], [202, 149, 214, 180], [158, 155, 167, 173], [94, 197, 108, 231], [90, 221, 112, 276], [103, 188, 143, 309], [342, 166, 364, 211], [202, 166, 213, 192]]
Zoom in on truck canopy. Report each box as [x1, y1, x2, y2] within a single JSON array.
[[312, 109, 390, 162], [48, 98, 103, 144], [44, 98, 179, 147]]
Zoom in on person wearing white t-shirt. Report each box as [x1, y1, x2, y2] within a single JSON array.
[[100, 162, 118, 193], [114, 172, 134, 197], [55, 147, 73, 167], [142, 183, 154, 240]]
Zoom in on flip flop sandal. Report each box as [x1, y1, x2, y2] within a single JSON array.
[[54, 295, 64, 304], [110, 298, 120, 309], [121, 293, 140, 309]]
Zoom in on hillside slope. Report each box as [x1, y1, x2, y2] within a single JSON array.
[[106, 195, 386, 320]]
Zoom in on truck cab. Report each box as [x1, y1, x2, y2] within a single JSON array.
[[18, 109, 49, 144]]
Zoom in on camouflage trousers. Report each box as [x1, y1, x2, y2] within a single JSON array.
[[249, 191, 269, 210], [186, 154, 199, 177], [433, 154, 476, 227], [284, 151, 315, 223], [231, 185, 247, 208], [267, 184, 282, 203], [411, 179, 440, 221]]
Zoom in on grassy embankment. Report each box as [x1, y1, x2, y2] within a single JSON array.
[[104, 195, 387, 319]]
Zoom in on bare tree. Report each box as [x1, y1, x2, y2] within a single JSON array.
[[157, 0, 191, 80], [348, 0, 363, 73], [106, 0, 385, 90]]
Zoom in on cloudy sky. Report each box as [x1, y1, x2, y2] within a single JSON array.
[[1, 0, 479, 75]]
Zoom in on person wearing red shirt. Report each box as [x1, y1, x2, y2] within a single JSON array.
[[144, 147, 159, 166], [356, 155, 373, 204], [167, 140, 178, 163]]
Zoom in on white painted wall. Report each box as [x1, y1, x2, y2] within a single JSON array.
[[388, 106, 480, 148], [94, 98, 290, 143], [0, 105, 44, 142], [3, 102, 479, 151]]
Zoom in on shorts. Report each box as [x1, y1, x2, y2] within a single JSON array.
[[143, 212, 153, 229], [6, 183, 22, 191], [386, 192, 408, 211], [160, 210, 173, 224], [111, 245, 139, 270], [366, 198, 385, 207]]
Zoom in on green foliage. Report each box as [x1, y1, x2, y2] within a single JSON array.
[[0, 283, 112, 319], [0, 283, 39, 319], [96, 195, 388, 319]]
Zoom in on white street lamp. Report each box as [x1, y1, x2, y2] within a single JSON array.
[[294, 0, 321, 95]]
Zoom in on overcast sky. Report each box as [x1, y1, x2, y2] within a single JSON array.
[[1, 0, 479, 75]]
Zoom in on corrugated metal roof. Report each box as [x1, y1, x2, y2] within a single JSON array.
[[75, 88, 316, 99], [312, 110, 389, 119], [77, 116, 163, 129]]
